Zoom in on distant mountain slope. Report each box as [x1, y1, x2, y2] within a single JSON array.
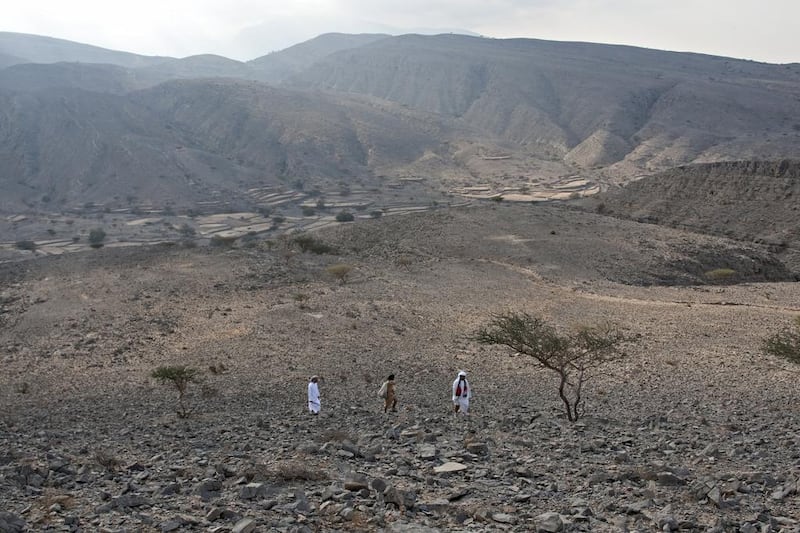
[[0, 32, 169, 68], [249, 33, 390, 83], [577, 160, 800, 271], [0, 79, 449, 212], [285, 34, 800, 176], [0, 52, 26, 69], [136, 54, 256, 82], [0, 62, 151, 94]]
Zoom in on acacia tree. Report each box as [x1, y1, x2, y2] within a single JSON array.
[[151, 365, 199, 418], [474, 312, 631, 421]]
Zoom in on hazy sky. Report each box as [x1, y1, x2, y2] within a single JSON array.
[[4, 0, 799, 63]]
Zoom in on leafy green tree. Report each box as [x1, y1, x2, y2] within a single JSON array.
[[151, 366, 199, 418], [475, 312, 631, 421]]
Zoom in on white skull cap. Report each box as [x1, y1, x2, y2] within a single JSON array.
[[458, 370, 467, 377]]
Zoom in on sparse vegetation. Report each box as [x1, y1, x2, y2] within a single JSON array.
[[88, 228, 106, 248], [94, 450, 121, 472], [705, 268, 737, 281], [327, 263, 354, 284], [302, 206, 316, 216], [271, 461, 327, 481], [210, 234, 238, 247], [335, 211, 355, 222], [763, 316, 800, 364], [292, 234, 335, 254], [15, 240, 36, 251], [151, 365, 199, 418], [475, 312, 631, 421], [177, 223, 196, 237]]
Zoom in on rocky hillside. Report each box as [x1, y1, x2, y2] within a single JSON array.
[[1, 203, 799, 531], [2, 32, 800, 214], [0, 79, 451, 212], [286, 34, 800, 176], [576, 160, 800, 272], [248, 33, 390, 84]]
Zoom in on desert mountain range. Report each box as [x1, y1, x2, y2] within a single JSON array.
[[3, 31, 800, 533], [1, 31, 800, 214]]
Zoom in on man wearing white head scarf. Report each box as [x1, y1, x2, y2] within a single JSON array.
[[452, 370, 472, 415], [308, 376, 321, 414]]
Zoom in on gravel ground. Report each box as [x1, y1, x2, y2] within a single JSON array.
[[1, 203, 799, 532]]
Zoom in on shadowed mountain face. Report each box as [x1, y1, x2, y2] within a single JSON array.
[[0, 79, 448, 211]]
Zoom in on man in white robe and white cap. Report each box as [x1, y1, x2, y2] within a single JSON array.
[[308, 376, 321, 414], [452, 370, 472, 415]]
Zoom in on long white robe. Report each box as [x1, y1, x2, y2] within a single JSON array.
[[452, 376, 471, 414], [308, 381, 320, 414]]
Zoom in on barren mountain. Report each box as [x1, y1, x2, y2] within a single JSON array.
[[0, 31, 168, 68], [0, 79, 451, 212], [248, 33, 390, 84], [286, 34, 800, 176], [1, 32, 798, 204], [575, 160, 800, 272]]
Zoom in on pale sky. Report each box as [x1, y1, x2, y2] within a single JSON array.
[[3, 0, 798, 64]]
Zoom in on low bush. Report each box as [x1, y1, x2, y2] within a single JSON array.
[[292, 234, 335, 254], [763, 316, 800, 364], [327, 264, 353, 284], [705, 268, 737, 281]]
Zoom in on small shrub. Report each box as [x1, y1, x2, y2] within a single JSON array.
[[151, 365, 199, 418], [335, 211, 355, 222], [292, 234, 335, 254], [370, 210, 383, 219], [272, 461, 327, 481], [15, 240, 36, 251], [327, 263, 353, 284], [95, 450, 121, 472], [490, 195, 503, 202], [178, 223, 196, 236], [210, 234, 238, 247], [88, 228, 106, 247], [763, 316, 800, 364], [705, 268, 737, 281], [302, 206, 316, 216]]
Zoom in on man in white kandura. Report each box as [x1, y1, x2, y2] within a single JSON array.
[[452, 370, 472, 415], [308, 376, 321, 415]]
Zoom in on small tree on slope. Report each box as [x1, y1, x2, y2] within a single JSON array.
[[474, 312, 632, 422], [151, 365, 199, 418]]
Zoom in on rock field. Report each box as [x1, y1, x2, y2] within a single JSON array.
[[1, 203, 799, 532]]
